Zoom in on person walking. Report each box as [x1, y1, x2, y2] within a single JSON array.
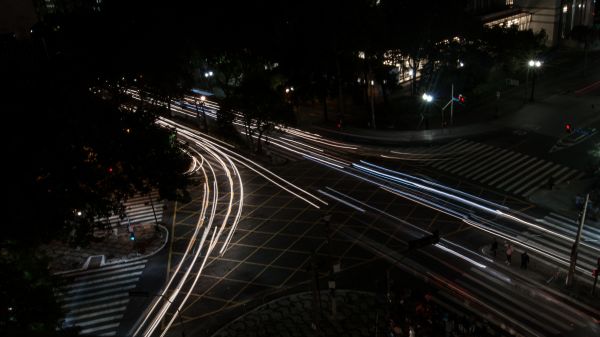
[[490, 238, 498, 257], [505, 243, 513, 265], [520, 251, 530, 269]]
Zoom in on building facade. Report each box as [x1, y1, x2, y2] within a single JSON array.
[[474, 0, 596, 45]]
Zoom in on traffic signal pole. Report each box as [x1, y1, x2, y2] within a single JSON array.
[[450, 83, 454, 126], [592, 258, 599, 295], [566, 194, 589, 287]]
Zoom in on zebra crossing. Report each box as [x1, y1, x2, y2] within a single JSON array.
[[57, 259, 148, 336], [105, 191, 164, 229], [423, 139, 585, 197], [541, 212, 600, 247]]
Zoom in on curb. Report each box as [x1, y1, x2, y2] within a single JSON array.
[[311, 123, 504, 146], [53, 224, 170, 276]]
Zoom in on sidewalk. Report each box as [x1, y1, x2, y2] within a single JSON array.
[[311, 122, 504, 145], [210, 290, 386, 337], [481, 241, 599, 310], [40, 223, 168, 274], [528, 177, 599, 219], [209, 289, 505, 337]]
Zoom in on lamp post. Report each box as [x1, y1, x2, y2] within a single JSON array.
[[195, 95, 208, 132], [422, 93, 439, 126], [528, 59, 542, 102], [200, 95, 208, 132]]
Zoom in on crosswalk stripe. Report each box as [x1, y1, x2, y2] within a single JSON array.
[[538, 219, 600, 246], [60, 283, 137, 303], [80, 323, 121, 335], [68, 314, 124, 328], [432, 141, 476, 167], [436, 142, 486, 171], [522, 166, 571, 197], [554, 169, 579, 184], [426, 139, 464, 156], [512, 163, 562, 195], [486, 156, 537, 186], [504, 161, 554, 192], [65, 271, 143, 290], [64, 259, 148, 278], [422, 138, 586, 198], [453, 145, 503, 176], [67, 306, 127, 323], [446, 144, 494, 173], [71, 264, 146, 283], [61, 292, 129, 309], [68, 299, 131, 315], [477, 153, 529, 183], [467, 150, 515, 179], [58, 255, 149, 336], [548, 212, 600, 229], [546, 214, 600, 238], [430, 140, 471, 166], [102, 191, 164, 227], [61, 277, 140, 296]]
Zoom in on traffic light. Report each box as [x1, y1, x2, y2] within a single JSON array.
[[458, 94, 465, 104], [565, 123, 572, 133], [129, 232, 135, 241], [408, 230, 440, 251]]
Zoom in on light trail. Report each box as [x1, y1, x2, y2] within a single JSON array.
[[122, 87, 600, 336]]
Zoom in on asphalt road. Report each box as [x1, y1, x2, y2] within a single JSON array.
[[122, 70, 600, 337]]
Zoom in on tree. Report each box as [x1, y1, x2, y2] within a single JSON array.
[[1, 16, 193, 333], [223, 69, 293, 154], [0, 245, 79, 337]]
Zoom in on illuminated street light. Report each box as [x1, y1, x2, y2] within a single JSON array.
[[199, 95, 207, 131], [527, 59, 542, 102]]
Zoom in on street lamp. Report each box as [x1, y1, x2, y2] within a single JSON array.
[[527, 59, 542, 102], [199, 95, 207, 132], [422, 93, 438, 128]]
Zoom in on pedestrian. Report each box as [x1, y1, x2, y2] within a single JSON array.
[[505, 243, 513, 265], [490, 238, 498, 257], [520, 251, 530, 269], [547, 176, 555, 190]]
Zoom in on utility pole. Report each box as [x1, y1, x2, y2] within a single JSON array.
[[530, 69, 537, 102], [148, 194, 159, 229], [592, 257, 599, 295], [309, 249, 322, 331], [323, 213, 339, 317], [566, 194, 590, 287]]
